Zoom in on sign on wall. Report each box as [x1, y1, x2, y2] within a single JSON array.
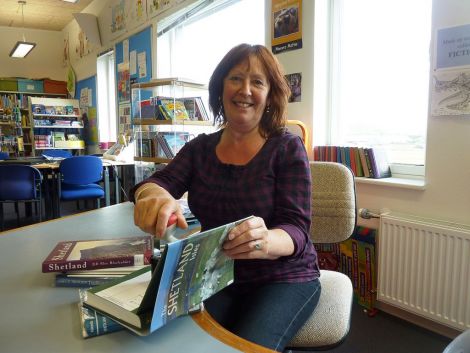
[[271, 0, 303, 54]]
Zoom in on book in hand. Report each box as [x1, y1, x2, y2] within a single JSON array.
[[83, 217, 251, 336], [42, 236, 154, 273], [78, 289, 124, 338]]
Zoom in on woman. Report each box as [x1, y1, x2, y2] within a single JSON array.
[[131, 43, 320, 351]]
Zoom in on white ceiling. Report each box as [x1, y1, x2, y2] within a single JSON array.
[[0, 0, 94, 31]]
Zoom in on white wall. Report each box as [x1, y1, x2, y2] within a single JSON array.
[[0, 26, 64, 80], [274, 0, 470, 226]]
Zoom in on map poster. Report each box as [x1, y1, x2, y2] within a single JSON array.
[[271, 0, 302, 54], [431, 68, 470, 116]]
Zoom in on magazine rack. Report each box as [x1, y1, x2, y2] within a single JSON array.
[[131, 78, 215, 182]]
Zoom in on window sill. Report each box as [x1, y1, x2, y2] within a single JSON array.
[[355, 176, 426, 190]]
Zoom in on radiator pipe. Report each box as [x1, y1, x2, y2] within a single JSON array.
[[358, 208, 381, 219]]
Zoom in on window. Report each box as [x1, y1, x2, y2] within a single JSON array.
[[314, 0, 432, 174], [96, 50, 117, 144], [156, 0, 265, 84]]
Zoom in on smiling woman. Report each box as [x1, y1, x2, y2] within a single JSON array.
[[131, 43, 321, 352]]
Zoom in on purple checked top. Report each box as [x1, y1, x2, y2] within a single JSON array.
[[130, 129, 320, 284]]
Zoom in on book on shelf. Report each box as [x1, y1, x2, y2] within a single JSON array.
[[367, 147, 392, 179], [182, 97, 210, 121], [41, 236, 154, 273], [158, 98, 190, 121], [78, 289, 124, 338], [82, 216, 251, 336]]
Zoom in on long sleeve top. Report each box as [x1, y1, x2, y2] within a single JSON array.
[[130, 129, 320, 284]]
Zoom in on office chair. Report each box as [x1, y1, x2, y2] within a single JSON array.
[[58, 156, 105, 216], [286, 161, 356, 351], [443, 329, 470, 353], [0, 151, 9, 160], [0, 165, 43, 231]]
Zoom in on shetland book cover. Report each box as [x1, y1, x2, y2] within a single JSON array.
[[42, 236, 154, 273]]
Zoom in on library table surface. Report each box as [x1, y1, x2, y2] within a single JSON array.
[[0, 202, 274, 353]]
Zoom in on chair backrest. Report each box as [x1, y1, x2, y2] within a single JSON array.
[[42, 150, 73, 159], [0, 152, 9, 160], [59, 156, 103, 185], [443, 329, 470, 353], [0, 165, 42, 200], [310, 161, 357, 243]]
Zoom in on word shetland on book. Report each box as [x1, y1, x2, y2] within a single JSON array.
[[83, 217, 251, 336], [42, 236, 154, 273]]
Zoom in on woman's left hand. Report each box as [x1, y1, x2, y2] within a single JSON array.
[[223, 217, 293, 260]]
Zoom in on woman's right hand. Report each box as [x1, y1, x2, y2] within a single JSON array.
[[133, 183, 187, 238]]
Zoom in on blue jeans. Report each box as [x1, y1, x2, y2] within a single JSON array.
[[203, 279, 321, 352]]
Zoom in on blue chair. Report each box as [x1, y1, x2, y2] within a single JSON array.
[[58, 156, 105, 216], [42, 150, 72, 160], [0, 152, 9, 160], [0, 165, 42, 231]]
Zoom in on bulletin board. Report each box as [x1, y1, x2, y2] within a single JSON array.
[[74, 75, 98, 147], [115, 26, 152, 90], [115, 26, 152, 134]]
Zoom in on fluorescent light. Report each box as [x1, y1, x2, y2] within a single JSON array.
[[9, 41, 36, 58], [62, 0, 79, 3]]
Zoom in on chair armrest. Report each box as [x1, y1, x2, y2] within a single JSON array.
[[192, 309, 277, 353]]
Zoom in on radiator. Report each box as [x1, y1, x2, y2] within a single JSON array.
[[377, 213, 470, 331]]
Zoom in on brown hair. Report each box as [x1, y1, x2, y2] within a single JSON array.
[[208, 44, 291, 137]]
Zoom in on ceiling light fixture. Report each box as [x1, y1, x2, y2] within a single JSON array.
[[62, 0, 80, 3], [9, 1, 36, 58]]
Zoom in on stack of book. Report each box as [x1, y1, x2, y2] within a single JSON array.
[[42, 235, 155, 288], [43, 217, 247, 339], [313, 145, 392, 179], [42, 235, 155, 338]]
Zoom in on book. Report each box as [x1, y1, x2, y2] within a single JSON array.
[[358, 148, 370, 178], [42, 236, 154, 273], [158, 98, 190, 121], [78, 289, 124, 338], [368, 148, 392, 179], [83, 217, 250, 336], [56, 274, 117, 288]]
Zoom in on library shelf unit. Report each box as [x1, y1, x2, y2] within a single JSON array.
[[29, 96, 85, 156], [0, 90, 66, 157], [131, 78, 214, 182]]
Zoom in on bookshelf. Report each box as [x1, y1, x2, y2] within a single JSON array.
[[131, 78, 215, 182], [29, 97, 85, 156], [0, 90, 66, 157]]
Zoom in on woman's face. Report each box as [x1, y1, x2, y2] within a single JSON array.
[[222, 56, 270, 131]]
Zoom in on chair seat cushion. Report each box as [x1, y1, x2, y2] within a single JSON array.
[[61, 183, 104, 201], [287, 270, 353, 349]]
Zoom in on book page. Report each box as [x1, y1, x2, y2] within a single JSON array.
[[96, 270, 151, 311]]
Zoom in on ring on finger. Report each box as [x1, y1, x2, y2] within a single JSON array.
[[254, 241, 262, 251]]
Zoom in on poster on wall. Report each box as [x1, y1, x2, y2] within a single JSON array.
[[147, 0, 173, 19], [436, 24, 470, 70], [431, 68, 470, 116], [110, 0, 126, 39], [285, 72, 302, 102], [117, 62, 131, 103], [127, 0, 148, 31], [271, 0, 302, 54]]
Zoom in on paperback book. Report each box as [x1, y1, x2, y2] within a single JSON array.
[[42, 236, 154, 273], [83, 217, 250, 336]]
